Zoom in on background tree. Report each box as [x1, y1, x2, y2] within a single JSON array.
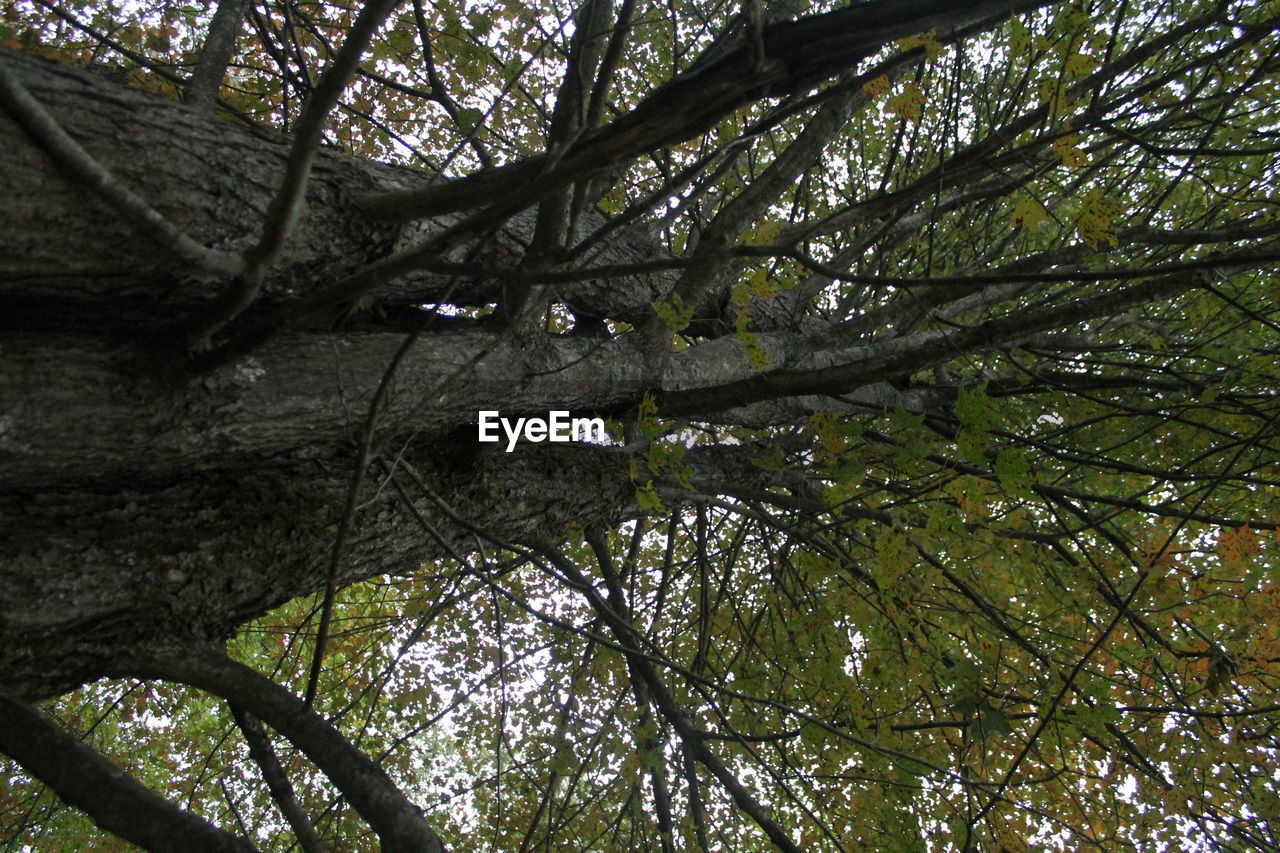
[[2, 0, 1279, 848]]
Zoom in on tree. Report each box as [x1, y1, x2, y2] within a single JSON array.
[[2, 0, 1279, 847]]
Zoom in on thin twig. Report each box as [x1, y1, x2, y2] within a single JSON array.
[[303, 324, 423, 709]]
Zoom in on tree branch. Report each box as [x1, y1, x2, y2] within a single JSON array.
[[410, 0, 492, 167], [185, 0, 253, 108], [187, 0, 402, 346], [115, 648, 449, 853], [0, 691, 260, 853], [539, 543, 802, 853], [229, 704, 328, 853], [355, 0, 1060, 222], [659, 257, 1258, 417]]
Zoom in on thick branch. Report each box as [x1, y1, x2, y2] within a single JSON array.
[[357, 0, 1059, 222], [0, 692, 260, 852], [0, 61, 241, 277], [115, 649, 447, 853], [185, 0, 252, 108], [658, 263, 1240, 417], [189, 0, 403, 344]]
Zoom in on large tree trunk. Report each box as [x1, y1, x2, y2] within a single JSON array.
[[0, 50, 808, 700], [0, 50, 625, 699], [0, 0, 1078, 702]]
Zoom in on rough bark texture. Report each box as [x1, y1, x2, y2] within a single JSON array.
[[7, 0, 1280, 846], [0, 50, 653, 699]]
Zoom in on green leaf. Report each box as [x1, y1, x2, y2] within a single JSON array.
[[974, 707, 1013, 739], [455, 107, 484, 135], [635, 480, 664, 512], [954, 383, 998, 431], [995, 448, 1033, 498], [651, 293, 694, 332]]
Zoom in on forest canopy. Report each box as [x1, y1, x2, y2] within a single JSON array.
[[1, 0, 1279, 849]]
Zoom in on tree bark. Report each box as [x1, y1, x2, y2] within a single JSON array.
[[0, 48, 802, 689], [0, 49, 646, 697], [0, 0, 1142, 702]]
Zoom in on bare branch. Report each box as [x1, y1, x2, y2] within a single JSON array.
[[540, 543, 803, 853], [185, 0, 253, 108], [356, 0, 1060, 222], [115, 649, 449, 853], [229, 704, 328, 853], [0, 691, 260, 853]]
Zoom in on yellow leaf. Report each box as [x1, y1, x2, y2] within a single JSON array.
[[897, 29, 941, 62], [1011, 197, 1051, 230], [1054, 133, 1085, 167], [887, 81, 926, 122], [1074, 187, 1118, 248], [862, 74, 891, 97]]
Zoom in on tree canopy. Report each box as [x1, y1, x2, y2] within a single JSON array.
[[1, 0, 1279, 849]]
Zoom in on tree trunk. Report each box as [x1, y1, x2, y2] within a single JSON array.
[[1, 45, 843, 703], [0, 50, 649, 698]]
